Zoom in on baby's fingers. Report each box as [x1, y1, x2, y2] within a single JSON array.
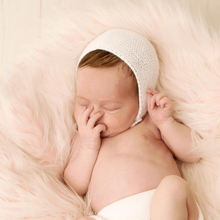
[[155, 92, 166, 106], [94, 124, 106, 134], [147, 89, 158, 95], [149, 94, 158, 109], [79, 106, 94, 126], [87, 112, 104, 128], [158, 97, 170, 108]]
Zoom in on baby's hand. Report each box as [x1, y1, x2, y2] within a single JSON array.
[[76, 106, 106, 151], [147, 89, 174, 127]]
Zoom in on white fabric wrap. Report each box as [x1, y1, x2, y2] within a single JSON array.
[[76, 29, 159, 127]]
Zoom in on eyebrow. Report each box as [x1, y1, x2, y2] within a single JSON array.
[[75, 96, 89, 101]]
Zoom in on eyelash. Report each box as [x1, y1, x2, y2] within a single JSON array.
[[77, 102, 120, 112], [103, 107, 120, 112]]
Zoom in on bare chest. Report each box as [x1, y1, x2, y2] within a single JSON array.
[[89, 129, 180, 212]]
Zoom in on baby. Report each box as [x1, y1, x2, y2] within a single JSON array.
[[64, 29, 203, 220]]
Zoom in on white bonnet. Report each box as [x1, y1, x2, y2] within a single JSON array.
[[76, 29, 159, 127]]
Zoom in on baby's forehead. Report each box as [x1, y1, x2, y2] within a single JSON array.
[[76, 65, 138, 100], [77, 63, 135, 83], [76, 63, 131, 80]]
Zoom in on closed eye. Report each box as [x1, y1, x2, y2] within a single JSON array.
[[76, 97, 90, 107], [103, 106, 121, 112]]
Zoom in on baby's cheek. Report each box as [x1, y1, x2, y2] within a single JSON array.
[[103, 114, 119, 127]]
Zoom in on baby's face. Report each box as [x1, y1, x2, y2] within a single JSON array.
[[74, 64, 139, 137]]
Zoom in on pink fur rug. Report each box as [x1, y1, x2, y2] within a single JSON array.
[[0, 0, 220, 219]]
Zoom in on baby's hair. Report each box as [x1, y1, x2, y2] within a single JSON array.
[[78, 49, 138, 96]]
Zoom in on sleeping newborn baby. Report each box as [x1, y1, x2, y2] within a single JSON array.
[[64, 29, 204, 220]]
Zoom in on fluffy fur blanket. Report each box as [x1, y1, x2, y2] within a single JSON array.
[[0, 0, 219, 219]]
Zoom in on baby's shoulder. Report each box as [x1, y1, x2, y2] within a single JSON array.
[[137, 115, 161, 140]]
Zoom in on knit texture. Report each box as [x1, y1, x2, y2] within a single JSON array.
[[76, 29, 159, 126]]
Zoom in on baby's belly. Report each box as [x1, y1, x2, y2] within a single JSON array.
[[89, 146, 180, 212]]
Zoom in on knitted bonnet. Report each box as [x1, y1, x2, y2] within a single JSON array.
[[76, 29, 159, 127]]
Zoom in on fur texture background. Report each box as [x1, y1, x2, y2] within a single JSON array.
[[0, 0, 220, 219]]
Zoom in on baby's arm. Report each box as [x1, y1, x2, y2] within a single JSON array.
[[147, 89, 200, 163], [64, 143, 100, 196], [64, 106, 106, 196]]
